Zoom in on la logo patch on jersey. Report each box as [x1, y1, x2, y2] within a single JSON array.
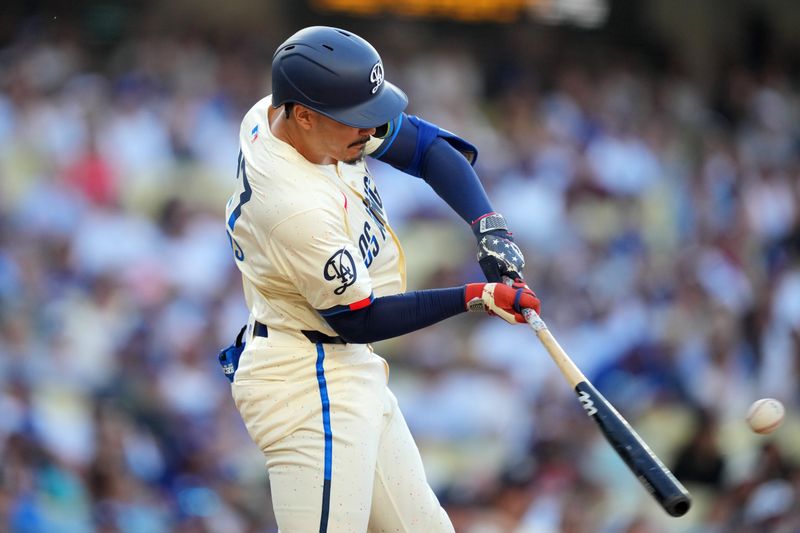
[[324, 248, 357, 295], [370, 61, 384, 94]]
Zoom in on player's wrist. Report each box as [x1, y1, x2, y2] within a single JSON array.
[[470, 212, 512, 240], [464, 283, 486, 311]]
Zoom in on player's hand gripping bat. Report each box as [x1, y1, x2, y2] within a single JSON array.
[[512, 282, 691, 517]]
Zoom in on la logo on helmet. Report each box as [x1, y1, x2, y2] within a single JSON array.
[[370, 61, 384, 94]]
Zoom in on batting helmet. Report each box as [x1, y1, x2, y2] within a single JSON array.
[[272, 26, 408, 129]]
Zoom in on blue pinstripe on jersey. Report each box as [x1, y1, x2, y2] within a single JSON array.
[[315, 342, 332, 532]]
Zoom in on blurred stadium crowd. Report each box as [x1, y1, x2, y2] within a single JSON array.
[[1, 6, 800, 533]]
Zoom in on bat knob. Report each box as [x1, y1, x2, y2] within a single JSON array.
[[664, 493, 692, 517]]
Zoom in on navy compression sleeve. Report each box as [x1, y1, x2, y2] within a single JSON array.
[[323, 287, 466, 344], [421, 138, 493, 223], [377, 119, 494, 224]]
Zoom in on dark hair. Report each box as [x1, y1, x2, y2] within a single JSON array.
[[284, 102, 295, 119]]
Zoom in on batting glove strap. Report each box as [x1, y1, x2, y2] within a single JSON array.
[[471, 212, 509, 235], [513, 287, 524, 313], [465, 283, 488, 312]]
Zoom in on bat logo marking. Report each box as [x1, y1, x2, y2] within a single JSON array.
[[578, 390, 598, 416]]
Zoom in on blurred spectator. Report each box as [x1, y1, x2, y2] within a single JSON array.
[[672, 409, 726, 488]]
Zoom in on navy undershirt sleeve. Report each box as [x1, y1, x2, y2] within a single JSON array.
[[377, 119, 493, 224], [323, 287, 467, 344]]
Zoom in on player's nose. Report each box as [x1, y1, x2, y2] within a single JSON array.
[[358, 127, 376, 137]]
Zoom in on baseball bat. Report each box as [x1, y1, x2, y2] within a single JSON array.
[[521, 307, 692, 517]]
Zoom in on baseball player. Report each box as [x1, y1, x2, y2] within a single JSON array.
[[220, 26, 541, 532]]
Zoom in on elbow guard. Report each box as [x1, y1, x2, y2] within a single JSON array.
[[402, 115, 478, 177], [372, 114, 478, 178]]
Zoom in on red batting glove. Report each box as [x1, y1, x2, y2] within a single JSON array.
[[465, 282, 541, 324]]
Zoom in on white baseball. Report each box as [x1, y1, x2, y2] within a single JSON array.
[[746, 398, 785, 434]]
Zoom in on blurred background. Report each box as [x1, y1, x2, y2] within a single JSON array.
[[2, 0, 800, 531]]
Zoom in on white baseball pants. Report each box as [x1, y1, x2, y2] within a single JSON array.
[[232, 332, 454, 533]]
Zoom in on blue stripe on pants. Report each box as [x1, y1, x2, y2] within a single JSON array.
[[315, 343, 332, 533]]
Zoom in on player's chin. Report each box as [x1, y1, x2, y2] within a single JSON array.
[[343, 145, 367, 165]]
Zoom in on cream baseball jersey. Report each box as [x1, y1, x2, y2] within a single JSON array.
[[225, 95, 406, 340]]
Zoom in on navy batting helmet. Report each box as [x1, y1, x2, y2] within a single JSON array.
[[272, 26, 408, 129]]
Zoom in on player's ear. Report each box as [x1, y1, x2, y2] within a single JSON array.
[[293, 105, 315, 130]]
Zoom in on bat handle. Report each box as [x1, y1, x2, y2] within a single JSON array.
[[521, 307, 547, 332], [501, 276, 587, 388]]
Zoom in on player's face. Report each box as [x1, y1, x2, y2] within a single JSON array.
[[311, 112, 376, 164]]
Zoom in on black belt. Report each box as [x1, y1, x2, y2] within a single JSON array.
[[253, 321, 347, 345]]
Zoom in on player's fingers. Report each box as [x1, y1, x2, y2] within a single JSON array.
[[513, 287, 541, 316]]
